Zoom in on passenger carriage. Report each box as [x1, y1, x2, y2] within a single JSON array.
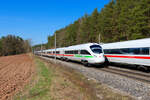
[[102, 38, 150, 70]]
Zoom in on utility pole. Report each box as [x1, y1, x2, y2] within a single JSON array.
[[99, 34, 101, 44], [55, 32, 56, 63], [41, 42, 42, 57]]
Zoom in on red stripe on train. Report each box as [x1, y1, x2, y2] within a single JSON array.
[[105, 55, 150, 59], [63, 54, 74, 57], [47, 53, 74, 57], [56, 54, 64, 56]]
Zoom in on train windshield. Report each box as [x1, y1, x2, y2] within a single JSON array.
[[90, 45, 102, 54]]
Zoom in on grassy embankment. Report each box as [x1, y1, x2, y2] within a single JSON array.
[[14, 57, 134, 100]]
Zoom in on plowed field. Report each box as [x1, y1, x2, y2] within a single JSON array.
[[0, 54, 34, 100]]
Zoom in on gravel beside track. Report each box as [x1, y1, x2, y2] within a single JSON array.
[[41, 56, 150, 100], [100, 68, 150, 83], [0, 54, 34, 100]]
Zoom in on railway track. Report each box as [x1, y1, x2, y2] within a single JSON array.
[[99, 66, 150, 84]]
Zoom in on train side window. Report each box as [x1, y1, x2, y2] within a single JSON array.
[[66, 51, 68, 54], [104, 48, 129, 54], [104, 49, 114, 54], [73, 50, 78, 54], [70, 51, 74, 54], [68, 51, 71, 54], [65, 51, 74, 54], [104, 49, 109, 54], [119, 48, 129, 54], [67, 51, 70, 54], [56, 51, 60, 54], [111, 49, 122, 54], [80, 50, 91, 55], [129, 48, 140, 55], [104, 48, 149, 55], [65, 51, 69, 54], [141, 48, 149, 55], [70, 51, 72, 54]]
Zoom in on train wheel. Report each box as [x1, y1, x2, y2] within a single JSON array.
[[65, 58, 69, 62], [138, 65, 149, 73], [61, 57, 64, 61], [144, 67, 150, 73], [146, 67, 150, 73], [82, 60, 90, 67]]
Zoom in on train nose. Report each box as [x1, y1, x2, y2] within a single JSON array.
[[99, 55, 104, 58], [100, 55, 105, 58], [93, 54, 103, 58], [93, 54, 104, 59], [92, 54, 105, 63], [97, 54, 104, 58]]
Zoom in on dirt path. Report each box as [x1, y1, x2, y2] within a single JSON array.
[[0, 54, 34, 100]]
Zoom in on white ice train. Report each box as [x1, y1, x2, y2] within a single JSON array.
[[37, 43, 105, 66], [101, 38, 150, 70]]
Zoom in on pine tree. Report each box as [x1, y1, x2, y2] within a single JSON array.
[[97, 0, 115, 43], [79, 14, 91, 43], [127, 0, 150, 39], [89, 8, 99, 42]]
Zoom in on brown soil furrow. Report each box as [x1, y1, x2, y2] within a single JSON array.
[[0, 54, 34, 100], [0, 55, 27, 76], [0, 62, 24, 86], [0, 61, 23, 85], [0, 58, 16, 70]]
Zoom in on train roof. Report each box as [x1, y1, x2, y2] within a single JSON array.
[[66, 43, 100, 50], [101, 38, 150, 49], [45, 47, 68, 51], [43, 43, 101, 51]]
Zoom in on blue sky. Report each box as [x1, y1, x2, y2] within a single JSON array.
[[0, 0, 110, 45]]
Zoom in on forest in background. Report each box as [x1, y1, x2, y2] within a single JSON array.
[[0, 35, 31, 56], [34, 0, 150, 50]]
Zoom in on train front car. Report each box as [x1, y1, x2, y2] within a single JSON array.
[[82, 43, 105, 65], [62, 43, 105, 66]]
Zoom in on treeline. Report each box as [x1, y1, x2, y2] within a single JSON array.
[[32, 43, 47, 51], [45, 0, 150, 49], [0, 35, 31, 56]]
